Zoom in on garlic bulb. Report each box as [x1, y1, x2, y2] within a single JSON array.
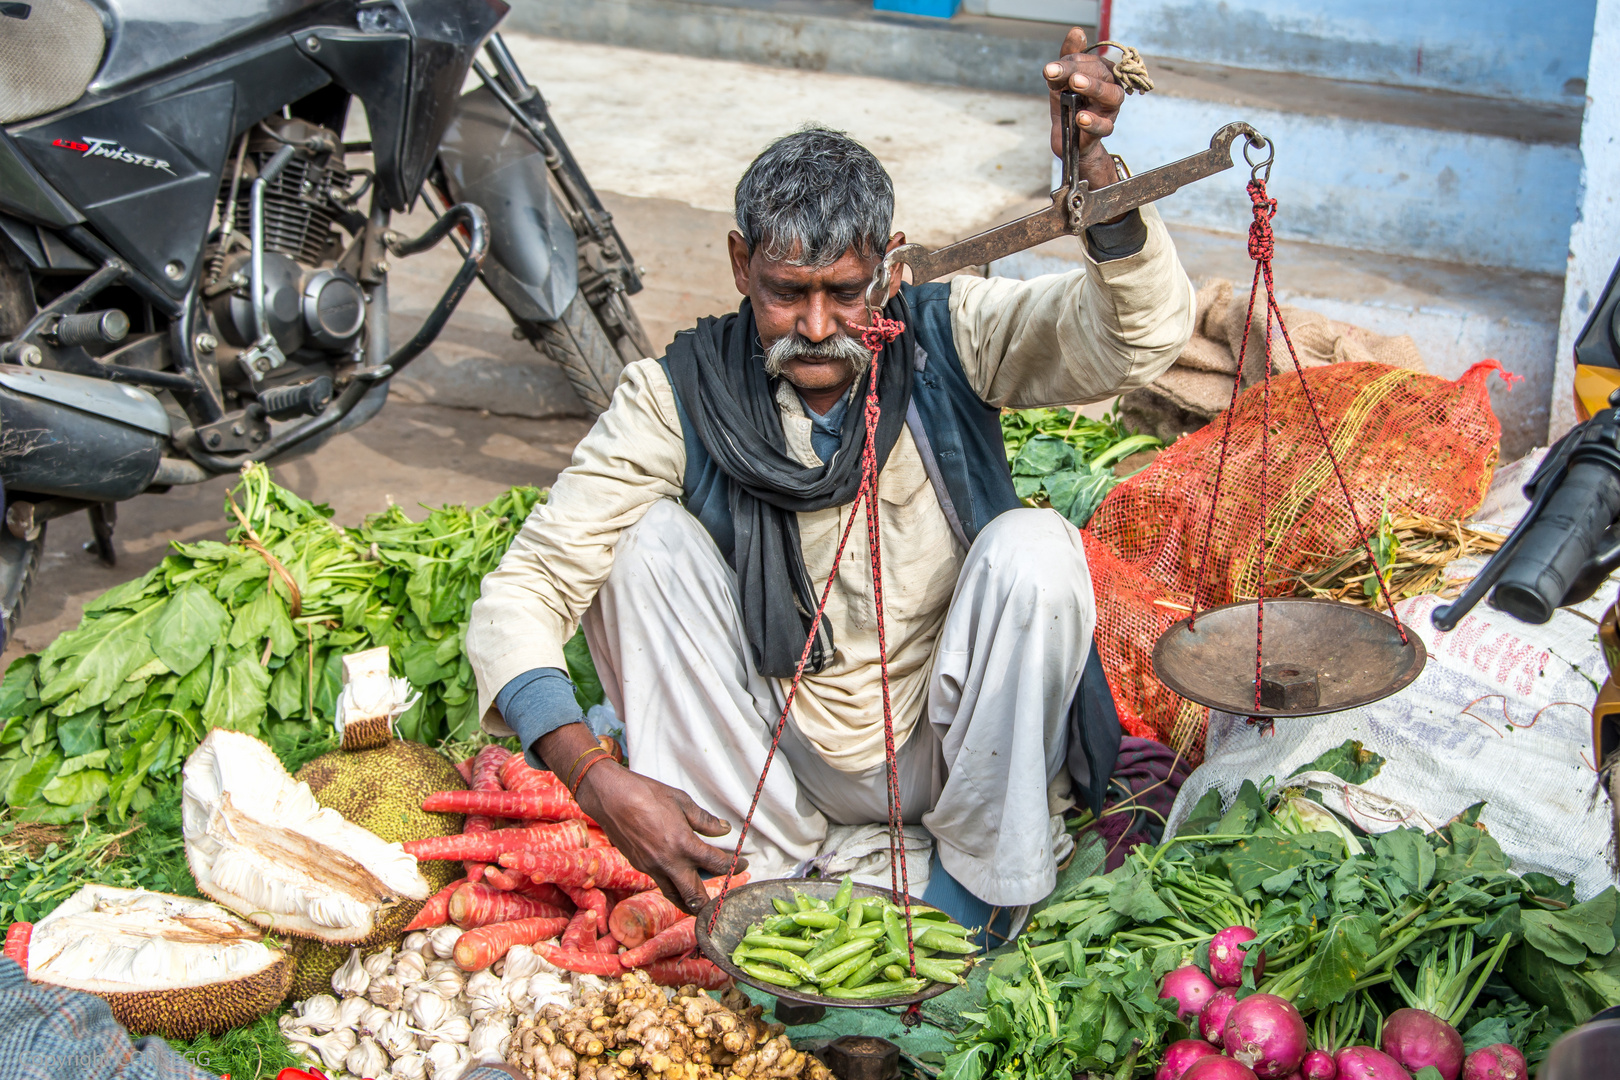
[[401, 983, 422, 1011], [402, 931, 431, 955], [346, 1036, 389, 1080], [435, 1015, 472, 1044], [424, 958, 459, 979], [360, 1003, 392, 1036], [296, 994, 342, 1031], [410, 988, 452, 1030], [394, 951, 428, 983], [363, 948, 396, 979], [469, 1019, 511, 1063], [502, 944, 543, 979], [468, 970, 510, 1022], [285, 1025, 356, 1071], [376, 1015, 418, 1058], [338, 993, 373, 1029], [426, 1040, 470, 1080], [333, 948, 371, 998], [526, 972, 573, 1011], [391, 1052, 429, 1080], [427, 925, 462, 960], [427, 967, 465, 999], [369, 974, 404, 1009], [571, 972, 609, 997]]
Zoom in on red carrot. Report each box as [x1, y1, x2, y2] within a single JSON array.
[[539, 945, 625, 976], [562, 886, 610, 931], [704, 872, 752, 897], [594, 933, 622, 955], [455, 757, 474, 784], [404, 820, 590, 862], [498, 848, 658, 892], [404, 877, 467, 932], [454, 915, 571, 971], [585, 825, 613, 848], [644, 956, 729, 989], [483, 866, 524, 891], [463, 746, 512, 882], [3, 922, 31, 967], [497, 757, 595, 822], [609, 890, 685, 948], [620, 916, 696, 969], [449, 882, 569, 929], [561, 908, 598, 951]]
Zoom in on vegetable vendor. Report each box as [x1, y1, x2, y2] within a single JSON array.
[[467, 28, 1196, 935]]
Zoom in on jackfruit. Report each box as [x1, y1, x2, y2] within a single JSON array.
[[182, 729, 431, 945], [284, 737, 466, 999], [27, 885, 292, 1039]]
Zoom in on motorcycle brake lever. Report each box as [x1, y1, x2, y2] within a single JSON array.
[[863, 119, 1268, 318]]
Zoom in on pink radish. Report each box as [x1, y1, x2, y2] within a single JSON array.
[[1161, 965, 1220, 1023], [1381, 1009, 1464, 1080], [1223, 992, 1309, 1078], [1333, 1047, 1412, 1080], [1157, 1039, 1223, 1080], [1461, 1045, 1526, 1080], [1202, 987, 1239, 1044], [1183, 1058, 1260, 1080], [1210, 925, 1266, 987], [1300, 1048, 1337, 1079]]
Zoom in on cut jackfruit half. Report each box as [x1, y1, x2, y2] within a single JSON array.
[[183, 728, 431, 945], [27, 885, 292, 1039]]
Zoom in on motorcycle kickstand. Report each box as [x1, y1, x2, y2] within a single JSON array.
[[84, 503, 116, 567]]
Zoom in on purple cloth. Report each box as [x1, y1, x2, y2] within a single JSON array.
[[1087, 736, 1193, 871]]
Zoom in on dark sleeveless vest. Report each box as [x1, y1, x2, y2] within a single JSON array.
[[657, 282, 1121, 812]]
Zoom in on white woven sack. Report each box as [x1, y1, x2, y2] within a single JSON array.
[[1164, 585, 1618, 899]]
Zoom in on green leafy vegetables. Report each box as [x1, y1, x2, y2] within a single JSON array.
[[999, 408, 1160, 528], [0, 464, 574, 824], [944, 744, 1620, 1080]]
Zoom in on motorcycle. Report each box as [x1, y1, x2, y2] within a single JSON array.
[[0, 0, 650, 634]]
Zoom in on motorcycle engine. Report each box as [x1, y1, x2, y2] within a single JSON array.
[[205, 119, 366, 361]]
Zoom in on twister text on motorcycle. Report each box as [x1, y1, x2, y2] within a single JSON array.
[[52, 137, 174, 174]]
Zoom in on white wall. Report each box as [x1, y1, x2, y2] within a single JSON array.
[[1551, 0, 1620, 440]]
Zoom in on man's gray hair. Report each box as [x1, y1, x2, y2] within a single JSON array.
[[734, 127, 894, 268]]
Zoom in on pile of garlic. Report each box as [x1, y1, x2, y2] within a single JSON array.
[[281, 926, 578, 1080]]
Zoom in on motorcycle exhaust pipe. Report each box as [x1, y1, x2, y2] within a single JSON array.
[[0, 365, 168, 501]]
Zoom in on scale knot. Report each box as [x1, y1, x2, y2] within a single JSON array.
[[852, 314, 905, 354], [1246, 178, 1278, 262]]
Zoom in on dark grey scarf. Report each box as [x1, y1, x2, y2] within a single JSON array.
[[663, 295, 914, 678]]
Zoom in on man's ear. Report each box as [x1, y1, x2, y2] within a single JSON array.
[[885, 231, 906, 254], [727, 231, 753, 297]]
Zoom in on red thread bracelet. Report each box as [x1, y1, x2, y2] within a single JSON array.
[[569, 749, 614, 796]]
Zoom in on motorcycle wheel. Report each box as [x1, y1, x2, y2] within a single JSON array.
[[533, 288, 629, 416], [0, 523, 45, 643]]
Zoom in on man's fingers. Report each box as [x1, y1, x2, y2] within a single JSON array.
[[687, 837, 745, 879], [1075, 113, 1116, 139], [1061, 25, 1088, 57], [676, 791, 733, 838], [666, 862, 716, 915]]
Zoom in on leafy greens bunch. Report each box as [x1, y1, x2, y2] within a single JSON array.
[[944, 744, 1620, 1080], [0, 464, 564, 824], [999, 408, 1160, 528]]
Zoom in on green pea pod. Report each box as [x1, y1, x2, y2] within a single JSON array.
[[849, 922, 887, 942], [830, 874, 855, 909], [822, 978, 929, 1000], [794, 894, 815, 912], [882, 907, 908, 957], [916, 928, 978, 954], [761, 914, 802, 935], [842, 950, 903, 989], [816, 945, 876, 987], [883, 964, 906, 982], [739, 961, 801, 988], [804, 924, 850, 962], [847, 897, 866, 930], [911, 956, 967, 984], [914, 919, 972, 937], [741, 934, 815, 954], [746, 948, 819, 982], [809, 937, 877, 974], [772, 897, 796, 916], [906, 906, 953, 922], [792, 911, 842, 931]]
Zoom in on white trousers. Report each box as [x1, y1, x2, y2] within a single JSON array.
[[582, 500, 1094, 907]]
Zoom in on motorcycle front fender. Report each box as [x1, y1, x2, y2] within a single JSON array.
[[437, 85, 577, 324]]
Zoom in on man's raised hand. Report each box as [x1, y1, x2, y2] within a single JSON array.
[[1044, 27, 1126, 188]]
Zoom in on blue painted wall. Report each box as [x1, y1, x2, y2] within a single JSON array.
[[1114, 0, 1595, 105]]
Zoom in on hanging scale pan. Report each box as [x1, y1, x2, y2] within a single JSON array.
[[1152, 599, 1425, 718]]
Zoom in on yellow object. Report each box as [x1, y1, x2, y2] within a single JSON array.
[[1573, 363, 1620, 421]]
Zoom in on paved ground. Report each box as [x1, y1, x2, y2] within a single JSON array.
[[2, 30, 1064, 669]]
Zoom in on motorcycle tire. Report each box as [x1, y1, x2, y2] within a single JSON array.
[[0, 523, 44, 643], [534, 289, 629, 416]]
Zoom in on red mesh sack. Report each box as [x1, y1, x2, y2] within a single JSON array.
[[1084, 359, 1511, 761]]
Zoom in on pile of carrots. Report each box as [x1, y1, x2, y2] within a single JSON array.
[[404, 746, 742, 990]]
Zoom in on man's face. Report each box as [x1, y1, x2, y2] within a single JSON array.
[[726, 231, 903, 394]]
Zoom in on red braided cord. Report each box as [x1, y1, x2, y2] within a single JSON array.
[[709, 313, 919, 978]]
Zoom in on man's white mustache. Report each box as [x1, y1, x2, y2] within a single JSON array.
[[764, 332, 872, 377]]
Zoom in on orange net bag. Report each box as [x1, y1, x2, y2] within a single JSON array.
[[1083, 358, 1511, 761]]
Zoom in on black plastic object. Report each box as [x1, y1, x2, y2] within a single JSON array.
[[260, 376, 333, 420], [0, 378, 161, 501], [1153, 598, 1426, 717], [54, 309, 129, 347], [694, 879, 971, 1010], [1538, 1017, 1620, 1080], [818, 1037, 900, 1080], [1434, 407, 1620, 631]]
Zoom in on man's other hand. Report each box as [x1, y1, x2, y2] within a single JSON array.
[[1044, 27, 1125, 190]]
